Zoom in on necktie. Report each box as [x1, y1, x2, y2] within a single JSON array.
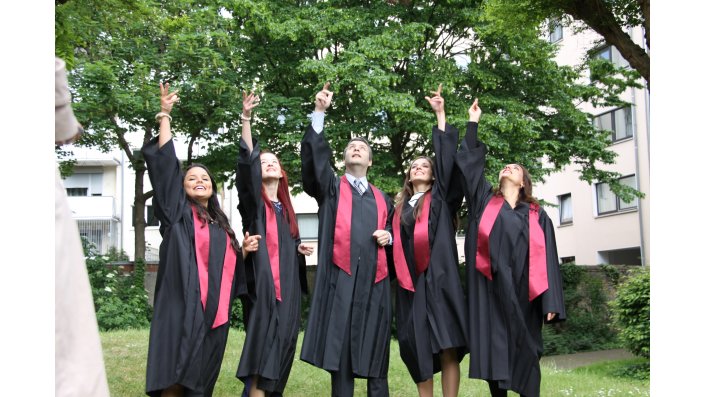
[[354, 179, 365, 195]]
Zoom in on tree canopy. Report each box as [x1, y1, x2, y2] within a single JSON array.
[[56, 0, 643, 258]]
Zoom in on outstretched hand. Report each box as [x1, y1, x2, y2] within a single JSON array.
[[314, 82, 333, 112], [424, 83, 444, 114], [242, 231, 262, 258], [160, 82, 179, 114], [298, 243, 314, 256], [242, 91, 260, 118], [468, 98, 481, 123]]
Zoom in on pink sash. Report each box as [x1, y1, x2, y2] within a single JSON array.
[[475, 197, 548, 301], [392, 191, 432, 291], [192, 206, 238, 328], [264, 202, 282, 301], [332, 177, 389, 283]]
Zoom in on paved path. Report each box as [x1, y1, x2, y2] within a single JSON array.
[[542, 349, 637, 370]]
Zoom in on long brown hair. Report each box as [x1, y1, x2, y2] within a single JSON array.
[[260, 151, 300, 238], [493, 163, 539, 206], [394, 156, 435, 223], [184, 163, 241, 251]]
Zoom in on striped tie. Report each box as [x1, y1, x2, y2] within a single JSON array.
[[354, 179, 365, 195]]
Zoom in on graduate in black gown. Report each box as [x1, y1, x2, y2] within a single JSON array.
[[235, 91, 314, 397], [143, 83, 260, 397], [391, 84, 468, 397], [299, 83, 395, 397], [455, 98, 566, 397]]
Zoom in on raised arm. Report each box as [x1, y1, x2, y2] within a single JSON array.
[[455, 98, 493, 217], [157, 82, 179, 148], [301, 82, 337, 202], [142, 82, 184, 227], [240, 91, 260, 152], [426, 84, 459, 200], [236, 91, 263, 231], [424, 83, 446, 132]]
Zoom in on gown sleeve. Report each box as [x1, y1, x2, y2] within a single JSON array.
[[236, 137, 264, 301], [539, 210, 567, 322], [296, 236, 309, 295], [142, 137, 186, 229], [236, 137, 264, 233], [432, 123, 462, 215], [455, 122, 493, 219], [301, 125, 338, 204]]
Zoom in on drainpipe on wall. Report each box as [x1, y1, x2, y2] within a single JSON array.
[[120, 150, 125, 254]]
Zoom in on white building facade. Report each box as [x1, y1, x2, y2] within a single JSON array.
[[534, 23, 650, 267]]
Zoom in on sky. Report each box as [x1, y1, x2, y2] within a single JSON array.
[[2, 1, 703, 395]]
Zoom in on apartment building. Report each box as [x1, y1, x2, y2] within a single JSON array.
[[534, 23, 650, 266], [60, 138, 325, 264]]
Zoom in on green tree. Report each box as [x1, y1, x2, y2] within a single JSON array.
[[479, 0, 649, 90], [58, 0, 642, 263], [56, 0, 251, 259]]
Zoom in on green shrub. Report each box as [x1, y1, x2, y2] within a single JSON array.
[[543, 263, 619, 355], [83, 239, 152, 331], [610, 267, 650, 359]]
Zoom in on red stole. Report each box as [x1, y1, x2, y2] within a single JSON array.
[[392, 191, 432, 292], [192, 206, 238, 328], [332, 177, 388, 283], [264, 201, 282, 301], [475, 196, 548, 301]]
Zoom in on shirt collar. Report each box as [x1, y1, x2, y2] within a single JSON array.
[[344, 173, 368, 190]]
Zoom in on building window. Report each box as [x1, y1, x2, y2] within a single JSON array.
[[133, 204, 160, 227], [594, 107, 633, 142], [549, 22, 563, 43], [592, 45, 629, 68], [560, 256, 575, 264], [297, 213, 319, 240], [596, 175, 638, 215], [66, 187, 88, 196], [558, 193, 573, 225], [63, 172, 103, 196]]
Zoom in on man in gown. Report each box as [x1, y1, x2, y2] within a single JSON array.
[[299, 84, 394, 397]]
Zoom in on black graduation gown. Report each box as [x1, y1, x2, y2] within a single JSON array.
[[143, 137, 245, 396], [235, 138, 307, 393], [455, 122, 566, 397], [394, 124, 469, 383], [299, 125, 394, 379]]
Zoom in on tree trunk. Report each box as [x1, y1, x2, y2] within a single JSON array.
[[564, 0, 650, 90], [133, 165, 147, 262]]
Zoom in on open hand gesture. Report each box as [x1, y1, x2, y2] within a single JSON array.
[[160, 82, 179, 114], [468, 98, 481, 123], [298, 243, 314, 256], [314, 82, 333, 112], [424, 83, 444, 114], [242, 91, 260, 118]]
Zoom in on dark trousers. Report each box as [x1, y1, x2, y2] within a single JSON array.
[[331, 323, 388, 397], [488, 380, 528, 397]]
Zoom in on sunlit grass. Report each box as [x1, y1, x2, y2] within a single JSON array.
[[101, 328, 649, 396]]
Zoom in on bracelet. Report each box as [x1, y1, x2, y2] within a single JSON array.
[[240, 114, 251, 121], [155, 112, 172, 122]]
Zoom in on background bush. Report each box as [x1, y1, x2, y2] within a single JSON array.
[[83, 239, 152, 331], [610, 267, 650, 359], [542, 263, 620, 355]]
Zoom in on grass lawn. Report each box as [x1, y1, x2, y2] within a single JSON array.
[[101, 328, 649, 396]]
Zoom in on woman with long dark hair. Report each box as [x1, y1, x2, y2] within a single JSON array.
[[391, 85, 468, 397], [455, 98, 566, 397], [235, 91, 313, 397], [143, 82, 259, 397]]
